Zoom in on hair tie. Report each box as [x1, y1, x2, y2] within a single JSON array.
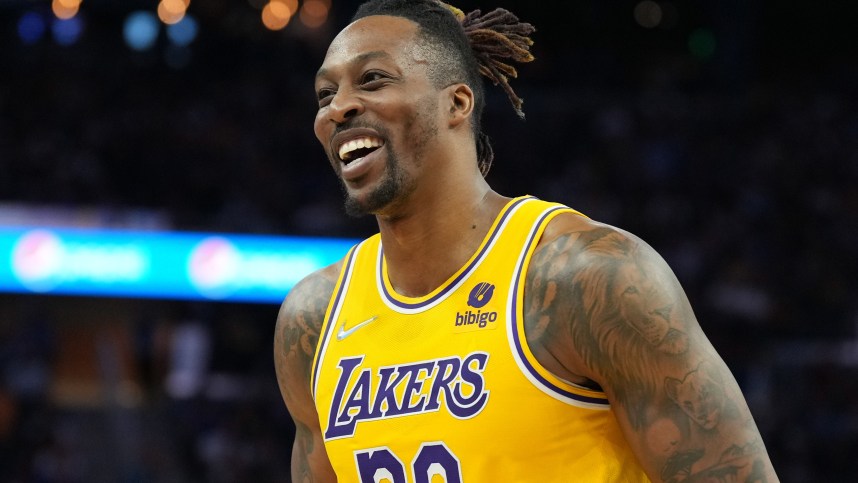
[[437, 1, 466, 21]]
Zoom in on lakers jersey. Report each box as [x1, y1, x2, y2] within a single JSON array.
[[311, 196, 650, 482]]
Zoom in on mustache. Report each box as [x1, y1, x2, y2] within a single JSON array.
[[332, 119, 387, 138]]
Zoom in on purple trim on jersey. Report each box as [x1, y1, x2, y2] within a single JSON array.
[[510, 207, 610, 406], [312, 244, 359, 397], [378, 196, 534, 310]]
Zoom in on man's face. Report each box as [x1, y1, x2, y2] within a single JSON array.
[[313, 15, 442, 217]]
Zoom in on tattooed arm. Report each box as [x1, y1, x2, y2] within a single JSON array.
[[524, 214, 779, 483], [274, 263, 342, 482]]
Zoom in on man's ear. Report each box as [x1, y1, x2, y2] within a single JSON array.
[[446, 83, 474, 128]]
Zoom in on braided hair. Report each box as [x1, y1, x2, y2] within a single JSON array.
[[352, 0, 535, 176]]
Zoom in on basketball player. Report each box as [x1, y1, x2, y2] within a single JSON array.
[[274, 0, 779, 481]]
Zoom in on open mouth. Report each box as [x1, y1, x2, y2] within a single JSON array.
[[338, 136, 384, 164]]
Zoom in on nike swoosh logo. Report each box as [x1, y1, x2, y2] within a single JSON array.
[[336, 315, 380, 341]]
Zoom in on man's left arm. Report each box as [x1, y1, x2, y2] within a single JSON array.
[[526, 220, 779, 482]]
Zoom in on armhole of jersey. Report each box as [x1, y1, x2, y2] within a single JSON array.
[[506, 204, 612, 410], [310, 241, 363, 401]]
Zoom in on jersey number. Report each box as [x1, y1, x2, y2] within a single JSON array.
[[355, 442, 462, 483]]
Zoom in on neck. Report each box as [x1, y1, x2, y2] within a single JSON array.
[[376, 180, 508, 297]]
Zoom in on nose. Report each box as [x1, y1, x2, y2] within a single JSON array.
[[328, 88, 363, 125]]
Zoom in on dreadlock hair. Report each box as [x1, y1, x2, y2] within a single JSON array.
[[352, 0, 535, 177]]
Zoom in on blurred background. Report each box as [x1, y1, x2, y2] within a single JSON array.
[[1, 0, 857, 481]]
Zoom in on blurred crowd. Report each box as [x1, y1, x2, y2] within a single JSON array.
[[2, 1, 857, 481]]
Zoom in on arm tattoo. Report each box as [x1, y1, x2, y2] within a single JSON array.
[[274, 268, 338, 482], [526, 227, 692, 422], [293, 421, 318, 483], [276, 272, 336, 392], [525, 225, 776, 482]]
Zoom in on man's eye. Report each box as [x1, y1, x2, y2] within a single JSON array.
[[361, 71, 387, 86], [317, 88, 335, 103]]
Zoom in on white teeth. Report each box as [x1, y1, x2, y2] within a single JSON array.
[[338, 136, 383, 161]]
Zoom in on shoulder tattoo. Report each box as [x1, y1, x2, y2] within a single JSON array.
[[525, 226, 698, 421], [275, 271, 337, 386], [525, 225, 778, 481]]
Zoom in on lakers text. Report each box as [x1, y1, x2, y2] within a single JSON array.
[[324, 352, 490, 440]]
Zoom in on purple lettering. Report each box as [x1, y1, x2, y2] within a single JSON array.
[[323, 353, 490, 441], [355, 447, 406, 483], [370, 366, 406, 417], [398, 361, 435, 414], [450, 352, 489, 418], [424, 357, 461, 412], [324, 356, 364, 440], [337, 369, 372, 424]]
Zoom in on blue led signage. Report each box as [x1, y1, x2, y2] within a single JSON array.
[[0, 227, 357, 303]]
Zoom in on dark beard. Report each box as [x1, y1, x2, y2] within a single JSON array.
[[338, 94, 438, 217], [342, 147, 407, 217]]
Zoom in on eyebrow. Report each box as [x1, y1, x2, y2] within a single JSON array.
[[315, 50, 393, 80]]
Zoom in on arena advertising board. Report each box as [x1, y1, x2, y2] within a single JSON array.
[[0, 227, 355, 303]]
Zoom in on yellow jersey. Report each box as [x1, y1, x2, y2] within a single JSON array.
[[311, 196, 650, 482]]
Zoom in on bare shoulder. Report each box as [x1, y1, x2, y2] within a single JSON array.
[[274, 261, 343, 423], [535, 211, 644, 264], [274, 261, 342, 481], [274, 261, 342, 391], [525, 212, 696, 380], [524, 212, 780, 482], [274, 260, 342, 413], [523, 212, 674, 386]]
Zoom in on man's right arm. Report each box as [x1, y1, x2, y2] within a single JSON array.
[[274, 263, 342, 482]]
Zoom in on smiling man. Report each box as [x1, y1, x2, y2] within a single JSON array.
[[274, 1, 779, 482]]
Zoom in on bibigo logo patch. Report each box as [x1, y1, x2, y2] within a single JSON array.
[[455, 282, 498, 332]]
